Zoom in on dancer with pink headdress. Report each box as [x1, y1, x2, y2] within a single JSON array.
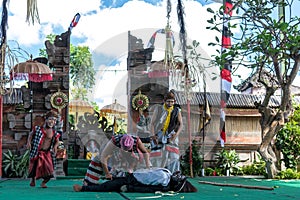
[[83, 134, 152, 186]]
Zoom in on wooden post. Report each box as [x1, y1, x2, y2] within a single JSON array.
[[187, 99, 193, 178]]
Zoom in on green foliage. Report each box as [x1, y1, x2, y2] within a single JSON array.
[[69, 114, 76, 130], [207, 0, 300, 179], [204, 155, 267, 177], [275, 168, 300, 179], [40, 35, 95, 92], [186, 40, 218, 87], [205, 154, 274, 177], [180, 140, 203, 177], [116, 128, 126, 135], [67, 145, 75, 159], [71, 88, 89, 101], [206, 0, 300, 88], [204, 167, 223, 176], [90, 102, 100, 113], [39, 34, 56, 57], [240, 157, 267, 177], [276, 105, 300, 169], [69, 45, 95, 90], [2, 150, 30, 178], [204, 167, 215, 176], [215, 149, 240, 175]]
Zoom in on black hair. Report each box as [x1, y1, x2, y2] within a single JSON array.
[[164, 91, 175, 101], [45, 110, 58, 119]]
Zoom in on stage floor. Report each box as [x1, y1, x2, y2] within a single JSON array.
[[1, 176, 299, 200]]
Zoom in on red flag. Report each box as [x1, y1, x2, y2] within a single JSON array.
[[220, 0, 233, 147]]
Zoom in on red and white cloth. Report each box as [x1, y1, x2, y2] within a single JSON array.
[[220, 0, 233, 147]]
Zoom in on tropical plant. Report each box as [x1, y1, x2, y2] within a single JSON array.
[[67, 144, 75, 159], [70, 88, 89, 101], [275, 168, 300, 179], [69, 45, 95, 91], [276, 105, 300, 170], [187, 40, 218, 82], [180, 140, 203, 177], [215, 149, 240, 175], [2, 149, 30, 178], [204, 167, 223, 176], [240, 155, 267, 176], [207, 0, 300, 178], [204, 167, 215, 176]]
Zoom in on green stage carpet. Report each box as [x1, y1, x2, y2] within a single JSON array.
[[1, 176, 299, 200]]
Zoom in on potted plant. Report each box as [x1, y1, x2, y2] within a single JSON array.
[[215, 149, 240, 176], [2, 149, 29, 178]]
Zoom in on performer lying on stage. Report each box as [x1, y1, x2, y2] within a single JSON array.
[[74, 167, 197, 193]]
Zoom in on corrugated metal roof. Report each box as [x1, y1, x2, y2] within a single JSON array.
[[3, 88, 300, 108], [174, 91, 300, 108]]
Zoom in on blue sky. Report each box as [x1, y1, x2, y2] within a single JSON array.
[[6, 0, 221, 64], [4, 0, 300, 108], [4, 0, 224, 108], [99, 0, 221, 8]]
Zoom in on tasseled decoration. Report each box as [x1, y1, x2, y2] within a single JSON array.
[[167, 0, 171, 19], [177, 0, 187, 61], [26, 0, 40, 25], [0, 0, 8, 47], [0, 0, 8, 95], [177, 0, 189, 95]]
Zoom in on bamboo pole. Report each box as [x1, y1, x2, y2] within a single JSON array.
[[199, 181, 274, 190], [187, 98, 193, 177]]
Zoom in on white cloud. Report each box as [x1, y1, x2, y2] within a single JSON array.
[[5, 0, 227, 108], [15, 0, 298, 109], [7, 0, 219, 53]]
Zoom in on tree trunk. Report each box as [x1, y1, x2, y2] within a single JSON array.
[[258, 143, 278, 179], [256, 80, 295, 179], [257, 107, 284, 179]]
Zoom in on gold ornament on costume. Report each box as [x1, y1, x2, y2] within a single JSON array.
[[132, 90, 149, 111], [50, 90, 68, 111]]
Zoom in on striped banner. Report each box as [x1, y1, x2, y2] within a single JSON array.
[[220, 0, 233, 147], [146, 28, 175, 49], [69, 13, 81, 30]]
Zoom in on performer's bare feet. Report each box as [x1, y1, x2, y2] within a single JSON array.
[[73, 184, 82, 192], [41, 179, 49, 188], [41, 182, 47, 188], [30, 180, 35, 187], [83, 180, 88, 186]]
